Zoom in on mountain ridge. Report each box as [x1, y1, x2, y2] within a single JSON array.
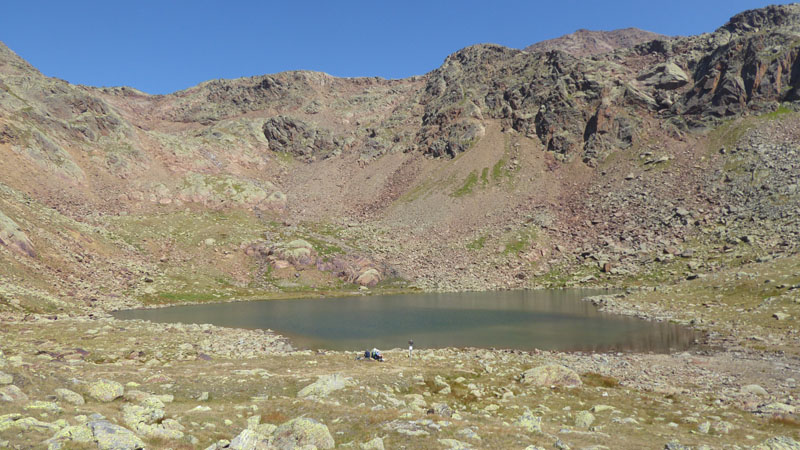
[[523, 27, 667, 56]]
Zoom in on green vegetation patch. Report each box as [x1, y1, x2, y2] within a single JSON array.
[[452, 171, 479, 197], [492, 158, 509, 181], [761, 104, 795, 120], [466, 235, 487, 251], [480, 167, 489, 185], [503, 226, 538, 255]]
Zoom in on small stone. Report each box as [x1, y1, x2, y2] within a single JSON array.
[[87, 379, 124, 402], [456, 427, 481, 441], [431, 402, 453, 418], [665, 442, 691, 450], [555, 439, 571, 450], [740, 384, 768, 396], [438, 438, 471, 450], [773, 312, 790, 321], [514, 408, 542, 433], [590, 405, 614, 413], [574, 410, 595, 429], [0, 372, 12, 385], [25, 400, 63, 414], [360, 437, 385, 450], [712, 420, 734, 434], [760, 403, 796, 415], [55, 388, 85, 405], [698, 421, 710, 434], [0, 385, 28, 403], [434, 375, 452, 395]]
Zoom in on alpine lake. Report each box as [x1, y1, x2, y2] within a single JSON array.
[[113, 289, 700, 353]]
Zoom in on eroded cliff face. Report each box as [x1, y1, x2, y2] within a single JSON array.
[[1, 4, 800, 312]]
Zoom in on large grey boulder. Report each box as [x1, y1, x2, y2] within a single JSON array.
[[89, 420, 145, 450], [271, 417, 335, 450], [520, 364, 582, 387], [86, 379, 124, 402], [228, 428, 269, 450], [298, 374, 355, 399]]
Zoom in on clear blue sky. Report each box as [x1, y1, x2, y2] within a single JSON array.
[[0, 0, 793, 94]]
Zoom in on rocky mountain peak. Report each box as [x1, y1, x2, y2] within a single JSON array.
[[524, 27, 666, 56], [721, 2, 800, 34], [0, 40, 39, 77]]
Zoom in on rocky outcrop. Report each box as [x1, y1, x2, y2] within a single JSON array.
[[0, 210, 34, 257], [263, 115, 340, 161], [245, 239, 387, 287], [176, 173, 278, 208], [637, 62, 689, 90]]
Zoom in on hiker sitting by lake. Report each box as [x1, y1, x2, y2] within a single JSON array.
[[357, 348, 384, 362]]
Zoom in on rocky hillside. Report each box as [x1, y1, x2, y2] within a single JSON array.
[[523, 28, 666, 56], [0, 4, 800, 314]]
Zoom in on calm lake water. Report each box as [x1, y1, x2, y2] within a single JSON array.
[[113, 290, 699, 353]]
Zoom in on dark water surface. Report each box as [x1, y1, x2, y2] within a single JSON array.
[[113, 290, 699, 353]]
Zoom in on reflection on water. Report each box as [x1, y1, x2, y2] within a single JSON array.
[[113, 290, 699, 353]]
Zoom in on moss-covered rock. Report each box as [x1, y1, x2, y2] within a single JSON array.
[[86, 379, 124, 402], [54, 388, 85, 405], [297, 373, 355, 399], [513, 408, 542, 433], [520, 364, 582, 387], [574, 410, 595, 428], [89, 420, 145, 450], [46, 424, 95, 448], [272, 417, 335, 449]]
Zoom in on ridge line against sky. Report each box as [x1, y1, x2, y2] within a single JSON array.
[[0, 0, 794, 95]]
